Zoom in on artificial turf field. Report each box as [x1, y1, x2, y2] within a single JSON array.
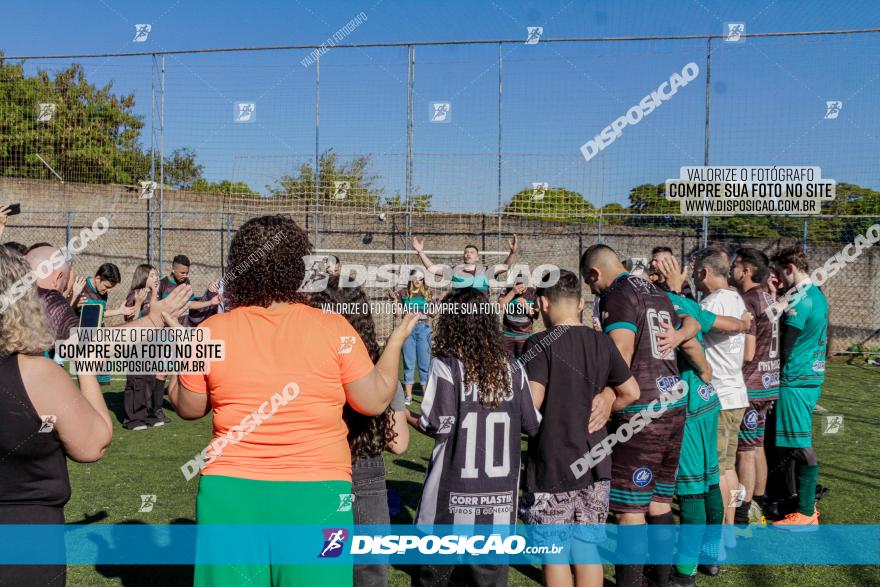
[[63, 358, 880, 586]]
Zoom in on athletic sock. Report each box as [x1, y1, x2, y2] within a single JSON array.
[[734, 500, 752, 524], [675, 496, 706, 577], [797, 464, 819, 515], [646, 511, 675, 586], [702, 485, 724, 563], [615, 564, 645, 587], [615, 523, 648, 587]]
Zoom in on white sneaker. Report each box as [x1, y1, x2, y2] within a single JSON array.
[[151, 421, 165, 427], [132, 425, 148, 431], [404, 397, 413, 406]]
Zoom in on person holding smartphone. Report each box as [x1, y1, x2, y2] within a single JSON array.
[[77, 263, 133, 385], [0, 203, 21, 241]]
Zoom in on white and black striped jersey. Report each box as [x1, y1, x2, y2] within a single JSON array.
[[415, 356, 541, 526]]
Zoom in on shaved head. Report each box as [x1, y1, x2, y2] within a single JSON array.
[[579, 244, 625, 295], [26, 246, 70, 292]]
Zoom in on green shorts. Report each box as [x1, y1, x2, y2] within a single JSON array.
[[675, 412, 720, 496], [775, 386, 822, 449], [195, 475, 353, 587]]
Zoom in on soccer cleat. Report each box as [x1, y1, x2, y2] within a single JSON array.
[[733, 524, 753, 539], [697, 564, 720, 576], [668, 572, 696, 587], [734, 500, 767, 537], [772, 510, 819, 531]]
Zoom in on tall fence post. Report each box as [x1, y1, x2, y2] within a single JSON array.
[[65, 212, 72, 260], [148, 54, 157, 266], [803, 218, 809, 254], [578, 232, 584, 324], [701, 37, 712, 248], [497, 42, 503, 251], [226, 213, 233, 271], [159, 55, 165, 271], [577, 234, 584, 281], [314, 52, 321, 248], [405, 45, 414, 263]]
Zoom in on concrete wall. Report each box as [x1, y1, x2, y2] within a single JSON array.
[[3, 177, 877, 351]]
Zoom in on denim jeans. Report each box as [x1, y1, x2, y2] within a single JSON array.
[[352, 455, 389, 587], [402, 321, 431, 385]]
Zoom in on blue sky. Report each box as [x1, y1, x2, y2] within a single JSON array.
[[2, 0, 879, 211]]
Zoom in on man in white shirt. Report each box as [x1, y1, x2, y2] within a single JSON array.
[[693, 248, 748, 533]]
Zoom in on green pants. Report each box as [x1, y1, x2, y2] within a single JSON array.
[[195, 475, 353, 587], [776, 386, 822, 448], [675, 412, 720, 496]]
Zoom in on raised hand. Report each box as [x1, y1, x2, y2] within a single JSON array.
[[150, 283, 193, 323], [389, 313, 420, 344], [411, 236, 424, 253], [658, 255, 687, 293], [71, 277, 87, 302]]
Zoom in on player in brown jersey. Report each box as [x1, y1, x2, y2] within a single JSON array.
[[581, 244, 710, 587], [730, 248, 780, 523]]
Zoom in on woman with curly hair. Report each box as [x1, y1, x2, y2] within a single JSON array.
[[312, 279, 409, 586], [170, 215, 417, 587], [407, 287, 542, 587]]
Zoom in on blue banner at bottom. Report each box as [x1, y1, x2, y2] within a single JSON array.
[[0, 524, 877, 565]]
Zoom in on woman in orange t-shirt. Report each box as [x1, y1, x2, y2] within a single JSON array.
[[169, 215, 417, 587]]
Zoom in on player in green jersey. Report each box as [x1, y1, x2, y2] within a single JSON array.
[[768, 247, 828, 529], [652, 251, 750, 585]]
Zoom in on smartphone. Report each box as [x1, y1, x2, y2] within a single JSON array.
[[79, 303, 105, 328], [6, 203, 20, 216]]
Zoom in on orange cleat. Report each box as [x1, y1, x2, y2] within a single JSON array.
[[772, 510, 819, 531]]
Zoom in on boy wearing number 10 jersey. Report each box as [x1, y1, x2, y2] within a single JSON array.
[[409, 287, 541, 587]]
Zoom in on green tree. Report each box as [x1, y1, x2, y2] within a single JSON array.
[[504, 187, 596, 222], [0, 56, 149, 184], [600, 202, 629, 225], [269, 149, 385, 208], [627, 183, 679, 215], [162, 147, 204, 190], [190, 178, 257, 195], [384, 192, 432, 211]]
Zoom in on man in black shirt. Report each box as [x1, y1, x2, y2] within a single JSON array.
[[158, 255, 220, 326], [520, 270, 639, 587]]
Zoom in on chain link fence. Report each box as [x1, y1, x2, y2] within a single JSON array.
[[2, 30, 879, 350], [5, 207, 878, 352]]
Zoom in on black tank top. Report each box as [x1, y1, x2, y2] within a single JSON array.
[[0, 353, 71, 508]]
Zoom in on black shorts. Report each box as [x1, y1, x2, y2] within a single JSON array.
[[609, 406, 686, 513]]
